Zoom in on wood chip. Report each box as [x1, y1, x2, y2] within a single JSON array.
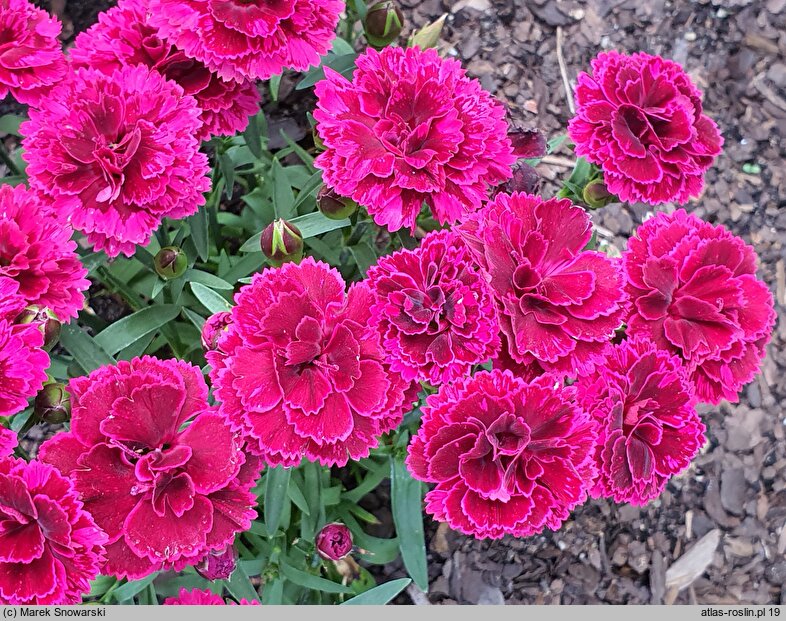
[[665, 529, 721, 593]]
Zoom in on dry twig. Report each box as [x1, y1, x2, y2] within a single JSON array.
[[556, 27, 575, 115]]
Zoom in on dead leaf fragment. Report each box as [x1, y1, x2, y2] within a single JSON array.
[[665, 529, 721, 593]]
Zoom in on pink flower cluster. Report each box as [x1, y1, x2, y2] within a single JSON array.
[[39, 357, 257, 579], [315, 46, 515, 232], [0, 0, 67, 106], [70, 0, 261, 141], [209, 258, 417, 467], [623, 209, 775, 404], [148, 0, 343, 82], [568, 51, 723, 205], [0, 184, 89, 321], [22, 64, 211, 258], [0, 456, 106, 604], [460, 192, 627, 378], [577, 338, 705, 506], [1, 10, 778, 602], [367, 230, 499, 385], [407, 370, 597, 539]]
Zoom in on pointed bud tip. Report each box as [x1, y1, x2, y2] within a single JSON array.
[[364, 1, 405, 48], [260, 219, 304, 266], [154, 246, 188, 280]]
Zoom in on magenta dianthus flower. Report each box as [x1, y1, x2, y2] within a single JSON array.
[[577, 338, 705, 506], [70, 0, 260, 141], [164, 588, 259, 605], [367, 229, 499, 385], [460, 192, 627, 377], [39, 356, 257, 580], [314, 46, 515, 232], [623, 209, 775, 404], [0, 456, 107, 605], [0, 0, 67, 106], [209, 258, 418, 467], [568, 51, 723, 205], [0, 277, 48, 418], [21, 64, 211, 258], [407, 370, 597, 539], [147, 0, 343, 82], [0, 185, 89, 321]]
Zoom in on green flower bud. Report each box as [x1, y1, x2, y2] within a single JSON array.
[[317, 186, 358, 220], [15, 306, 61, 351], [260, 219, 304, 266], [582, 178, 614, 209], [154, 246, 188, 280], [364, 1, 404, 48], [34, 383, 71, 424]]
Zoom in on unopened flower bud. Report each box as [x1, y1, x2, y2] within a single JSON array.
[[154, 246, 188, 280], [317, 186, 357, 220], [34, 383, 71, 424], [195, 544, 238, 581], [582, 178, 614, 209], [201, 311, 232, 352], [316, 522, 353, 561], [364, 1, 404, 48], [16, 306, 61, 351], [260, 219, 304, 266]]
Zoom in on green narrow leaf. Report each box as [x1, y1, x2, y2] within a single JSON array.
[[391, 457, 428, 591], [342, 578, 411, 605], [117, 331, 156, 361], [218, 152, 235, 199], [220, 252, 264, 283], [279, 562, 352, 594], [60, 323, 116, 373], [182, 307, 207, 332], [183, 269, 234, 290], [349, 241, 377, 276], [271, 158, 296, 219], [547, 133, 568, 154], [80, 251, 108, 275], [270, 73, 282, 101], [288, 474, 310, 516], [261, 578, 284, 605], [0, 114, 26, 137], [291, 171, 323, 213], [112, 574, 158, 603], [296, 54, 358, 90], [279, 130, 315, 168], [190, 282, 232, 314], [339, 513, 400, 565], [224, 567, 260, 604], [264, 466, 292, 536], [88, 576, 117, 598], [243, 112, 264, 159], [352, 0, 368, 19], [188, 204, 210, 262], [94, 305, 181, 355]]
